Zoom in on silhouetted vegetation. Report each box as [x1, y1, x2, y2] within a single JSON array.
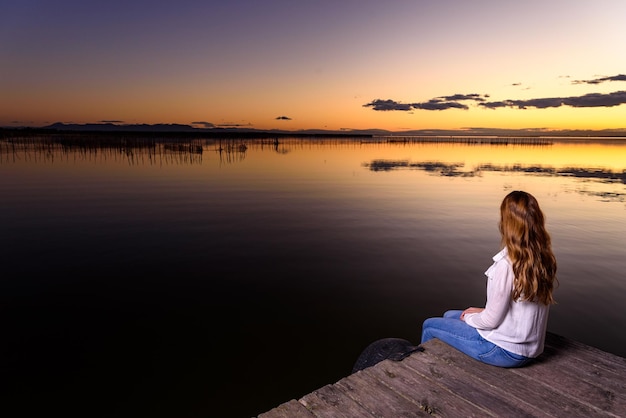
[[0, 126, 372, 140]]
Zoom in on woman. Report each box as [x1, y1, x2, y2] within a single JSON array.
[[421, 190, 558, 367]]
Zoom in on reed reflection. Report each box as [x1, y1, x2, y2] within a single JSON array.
[[365, 159, 626, 200]]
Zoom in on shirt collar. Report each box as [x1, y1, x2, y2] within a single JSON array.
[[493, 247, 508, 262]]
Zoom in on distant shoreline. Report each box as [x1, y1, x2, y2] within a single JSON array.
[[2, 125, 626, 141], [0, 123, 626, 139], [0, 127, 373, 139]]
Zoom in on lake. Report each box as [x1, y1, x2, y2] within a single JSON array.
[[1, 134, 625, 417]]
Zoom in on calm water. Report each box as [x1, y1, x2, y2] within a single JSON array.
[[2, 135, 626, 417]]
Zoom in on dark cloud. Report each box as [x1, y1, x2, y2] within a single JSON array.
[[564, 91, 626, 107], [365, 75, 626, 113], [572, 74, 626, 85], [363, 99, 413, 111], [437, 93, 486, 102], [479, 91, 626, 109], [368, 91, 626, 112], [479, 100, 513, 109], [415, 100, 469, 110], [276, 115, 292, 120], [481, 97, 564, 109], [191, 121, 215, 128], [363, 94, 487, 112]]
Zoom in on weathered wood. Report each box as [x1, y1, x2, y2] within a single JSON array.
[[424, 336, 603, 417], [257, 399, 316, 418], [529, 344, 626, 397], [258, 333, 626, 418], [300, 383, 373, 418], [335, 371, 431, 417], [361, 358, 492, 417], [544, 333, 626, 373], [513, 353, 626, 415], [402, 340, 547, 417]]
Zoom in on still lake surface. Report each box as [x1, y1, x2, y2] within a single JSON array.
[[2, 135, 626, 417]]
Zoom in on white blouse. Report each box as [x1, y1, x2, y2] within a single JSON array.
[[464, 248, 549, 358]]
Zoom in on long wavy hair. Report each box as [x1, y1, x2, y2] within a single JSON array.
[[499, 191, 558, 305]]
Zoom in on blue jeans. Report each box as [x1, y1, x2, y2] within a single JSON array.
[[421, 310, 530, 368]]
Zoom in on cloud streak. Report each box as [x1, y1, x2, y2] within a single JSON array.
[[572, 74, 626, 85], [191, 121, 215, 128], [479, 91, 626, 109], [363, 94, 488, 112], [365, 73, 626, 113]]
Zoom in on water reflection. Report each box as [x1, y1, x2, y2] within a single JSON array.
[[4, 134, 626, 204], [366, 159, 626, 181], [365, 159, 626, 202], [1, 133, 626, 417]]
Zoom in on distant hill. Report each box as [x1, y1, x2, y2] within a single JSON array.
[[45, 122, 202, 132], [38, 122, 385, 137]]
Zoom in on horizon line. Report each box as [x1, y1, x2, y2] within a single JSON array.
[[3, 122, 626, 138]]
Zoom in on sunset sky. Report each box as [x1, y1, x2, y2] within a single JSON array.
[[2, 0, 625, 133]]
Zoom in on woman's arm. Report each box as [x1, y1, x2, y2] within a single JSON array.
[[460, 307, 484, 320], [463, 260, 513, 329]]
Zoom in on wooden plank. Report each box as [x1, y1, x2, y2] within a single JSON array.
[[257, 334, 626, 418], [361, 357, 494, 417], [517, 334, 626, 416], [336, 371, 432, 417], [402, 342, 548, 417], [544, 332, 626, 374], [299, 383, 374, 418], [513, 352, 626, 415], [536, 344, 626, 399], [423, 338, 606, 417], [258, 399, 316, 418]]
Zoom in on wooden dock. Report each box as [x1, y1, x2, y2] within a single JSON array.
[[258, 332, 626, 417]]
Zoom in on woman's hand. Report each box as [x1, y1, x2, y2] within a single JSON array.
[[460, 307, 484, 321]]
